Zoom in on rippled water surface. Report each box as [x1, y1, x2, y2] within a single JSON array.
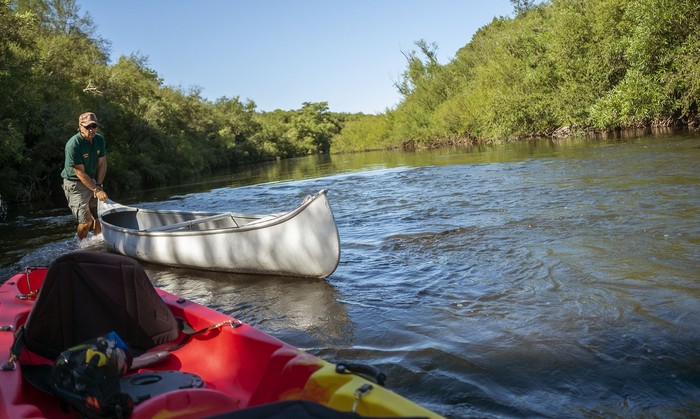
[[2, 133, 700, 418]]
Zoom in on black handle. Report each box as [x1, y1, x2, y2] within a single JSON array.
[[335, 361, 387, 386]]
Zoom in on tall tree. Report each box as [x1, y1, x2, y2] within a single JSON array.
[[288, 102, 339, 154], [510, 0, 538, 15], [0, 0, 37, 200]]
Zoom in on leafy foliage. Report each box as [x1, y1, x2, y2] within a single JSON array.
[[335, 0, 699, 151], [1, 0, 698, 202], [0, 0, 343, 202]]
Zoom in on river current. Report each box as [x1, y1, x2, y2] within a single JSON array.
[[1, 132, 699, 418]]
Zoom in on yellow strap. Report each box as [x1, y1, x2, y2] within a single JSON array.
[[85, 348, 108, 367]]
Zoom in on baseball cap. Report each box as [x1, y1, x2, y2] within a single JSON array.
[[78, 112, 98, 127]]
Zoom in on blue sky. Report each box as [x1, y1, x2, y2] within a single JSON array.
[[78, 1, 516, 114]]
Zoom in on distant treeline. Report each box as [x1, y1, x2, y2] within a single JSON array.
[[333, 0, 700, 151], [1, 0, 698, 203]]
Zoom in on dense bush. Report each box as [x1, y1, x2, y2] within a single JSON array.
[[333, 0, 699, 151], [0, 0, 343, 202]]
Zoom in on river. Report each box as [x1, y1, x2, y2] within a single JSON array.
[[1, 131, 699, 418]]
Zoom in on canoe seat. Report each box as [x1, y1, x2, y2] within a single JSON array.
[[144, 213, 238, 232]]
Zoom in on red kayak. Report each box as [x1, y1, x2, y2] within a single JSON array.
[[0, 251, 441, 418]]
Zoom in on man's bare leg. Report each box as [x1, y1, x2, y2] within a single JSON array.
[[77, 220, 93, 240]]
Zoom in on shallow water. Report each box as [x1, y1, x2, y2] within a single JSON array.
[[2, 132, 700, 417]]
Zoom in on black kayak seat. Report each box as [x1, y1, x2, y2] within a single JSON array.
[[21, 251, 181, 361]]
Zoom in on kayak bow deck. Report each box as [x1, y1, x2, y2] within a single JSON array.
[[0, 252, 442, 418]]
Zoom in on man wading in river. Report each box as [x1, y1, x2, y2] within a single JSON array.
[[61, 112, 109, 240]]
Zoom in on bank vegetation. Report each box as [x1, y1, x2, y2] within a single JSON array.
[[1, 0, 698, 203], [333, 0, 699, 152]]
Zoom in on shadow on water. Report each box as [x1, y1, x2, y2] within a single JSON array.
[[146, 265, 354, 349]]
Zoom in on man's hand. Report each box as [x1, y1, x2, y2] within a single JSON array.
[[94, 188, 108, 202]]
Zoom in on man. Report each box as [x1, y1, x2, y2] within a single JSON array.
[[61, 112, 109, 240]]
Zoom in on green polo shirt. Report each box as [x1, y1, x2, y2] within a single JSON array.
[[61, 132, 106, 181]]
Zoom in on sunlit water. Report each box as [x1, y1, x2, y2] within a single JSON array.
[[1, 132, 700, 418]]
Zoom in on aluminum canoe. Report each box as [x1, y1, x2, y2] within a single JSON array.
[[98, 189, 340, 278]]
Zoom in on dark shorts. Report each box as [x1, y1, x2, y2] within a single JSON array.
[[63, 179, 97, 224]]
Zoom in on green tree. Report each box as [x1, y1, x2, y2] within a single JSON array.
[[251, 110, 297, 160], [0, 0, 36, 200], [591, 0, 700, 127], [288, 102, 339, 154], [331, 113, 392, 152], [211, 96, 260, 159], [391, 40, 455, 143], [540, 0, 627, 128], [2, 0, 109, 201], [511, 0, 538, 15]]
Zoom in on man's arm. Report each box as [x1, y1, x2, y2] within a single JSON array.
[[73, 163, 108, 202], [96, 156, 107, 185], [73, 164, 99, 191]]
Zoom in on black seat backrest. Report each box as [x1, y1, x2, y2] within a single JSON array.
[[22, 251, 180, 360]]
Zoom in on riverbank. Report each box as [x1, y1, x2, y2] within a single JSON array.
[[393, 125, 700, 152]]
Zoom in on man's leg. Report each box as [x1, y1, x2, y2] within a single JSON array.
[[89, 198, 101, 235], [65, 179, 95, 240], [64, 180, 81, 238], [77, 220, 93, 240]]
